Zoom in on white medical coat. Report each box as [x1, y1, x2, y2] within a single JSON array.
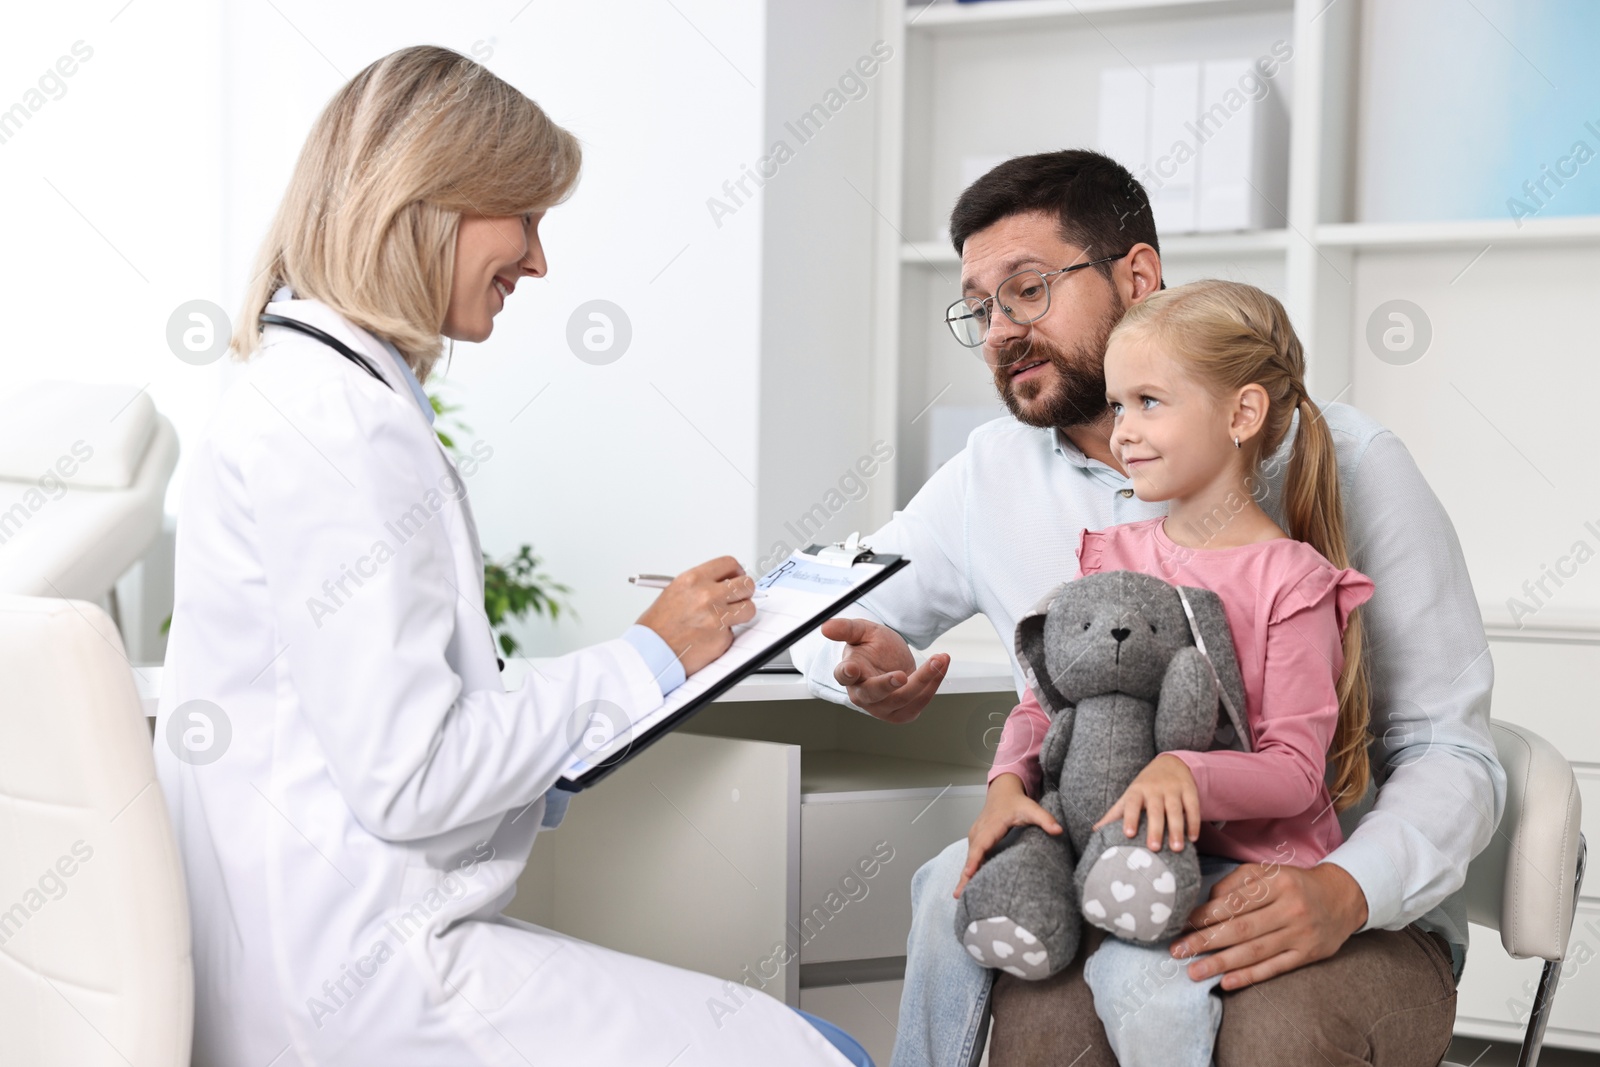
[[154, 296, 848, 1066]]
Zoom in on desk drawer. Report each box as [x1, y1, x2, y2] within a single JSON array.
[[798, 752, 985, 964], [513, 733, 804, 1005]]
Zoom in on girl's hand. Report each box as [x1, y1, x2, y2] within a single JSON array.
[[1092, 754, 1201, 851], [954, 774, 1063, 898]]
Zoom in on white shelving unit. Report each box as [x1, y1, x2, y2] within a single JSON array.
[[867, 0, 1328, 509], [860, 0, 1600, 1054], [863, 0, 1600, 507]]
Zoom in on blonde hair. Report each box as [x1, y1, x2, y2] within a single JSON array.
[[1113, 280, 1372, 812], [232, 45, 582, 381]]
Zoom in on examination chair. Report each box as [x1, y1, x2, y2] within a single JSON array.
[[983, 719, 1585, 1067], [0, 594, 193, 1067], [0, 379, 179, 633], [1444, 720, 1586, 1067]]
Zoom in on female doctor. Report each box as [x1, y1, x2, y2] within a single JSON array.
[[154, 45, 867, 1067]]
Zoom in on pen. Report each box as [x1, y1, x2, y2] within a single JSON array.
[[628, 573, 767, 599]]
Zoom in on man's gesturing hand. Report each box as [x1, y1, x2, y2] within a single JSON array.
[[819, 618, 948, 723], [1169, 860, 1370, 990]]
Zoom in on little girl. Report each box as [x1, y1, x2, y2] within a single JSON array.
[[958, 279, 1375, 1067]]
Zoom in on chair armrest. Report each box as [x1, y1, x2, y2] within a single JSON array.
[[1461, 720, 1583, 961]]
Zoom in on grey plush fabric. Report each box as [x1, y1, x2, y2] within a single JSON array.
[[955, 570, 1249, 980]]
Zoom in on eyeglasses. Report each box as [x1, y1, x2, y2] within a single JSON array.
[[944, 253, 1128, 349]]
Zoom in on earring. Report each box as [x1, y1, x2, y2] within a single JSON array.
[[1233, 435, 1241, 449]]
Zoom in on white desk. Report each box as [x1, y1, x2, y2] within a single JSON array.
[[501, 654, 1016, 1007]]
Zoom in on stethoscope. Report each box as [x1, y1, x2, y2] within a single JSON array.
[[260, 313, 393, 391]]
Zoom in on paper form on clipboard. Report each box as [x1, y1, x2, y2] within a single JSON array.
[[557, 542, 908, 791]]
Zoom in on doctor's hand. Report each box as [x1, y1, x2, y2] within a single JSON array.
[[818, 618, 948, 724], [635, 556, 757, 677]]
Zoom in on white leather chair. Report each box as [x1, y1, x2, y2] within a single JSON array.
[[0, 595, 192, 1066], [1444, 720, 1587, 1067], [0, 380, 179, 631]]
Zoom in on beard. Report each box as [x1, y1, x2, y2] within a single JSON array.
[[990, 299, 1125, 430]]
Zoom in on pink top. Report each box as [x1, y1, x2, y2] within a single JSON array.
[[989, 517, 1375, 868]]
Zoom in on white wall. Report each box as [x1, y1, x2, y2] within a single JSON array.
[[755, 0, 887, 570], [1350, 242, 1600, 625], [1357, 0, 1600, 224], [0, 0, 223, 510], [4, 1, 792, 655], [15, 0, 1598, 650], [1352, 0, 1600, 624], [217, 2, 773, 655]]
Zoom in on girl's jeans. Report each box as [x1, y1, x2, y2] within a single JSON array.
[[891, 839, 994, 1067], [1081, 854, 1240, 1067], [891, 840, 1236, 1067]]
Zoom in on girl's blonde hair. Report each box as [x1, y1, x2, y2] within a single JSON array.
[[1113, 279, 1372, 812], [231, 45, 582, 381]]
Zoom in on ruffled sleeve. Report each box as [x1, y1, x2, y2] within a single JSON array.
[[1076, 526, 1105, 577], [1269, 561, 1376, 632]]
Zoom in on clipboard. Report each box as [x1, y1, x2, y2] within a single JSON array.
[[557, 537, 908, 791]]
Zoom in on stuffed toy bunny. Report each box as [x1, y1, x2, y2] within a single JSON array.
[[954, 569, 1250, 980]]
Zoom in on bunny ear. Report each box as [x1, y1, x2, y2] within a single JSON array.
[[1176, 584, 1252, 752], [1015, 579, 1075, 716]]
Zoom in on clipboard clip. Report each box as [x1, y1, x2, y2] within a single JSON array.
[[812, 531, 874, 568]]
